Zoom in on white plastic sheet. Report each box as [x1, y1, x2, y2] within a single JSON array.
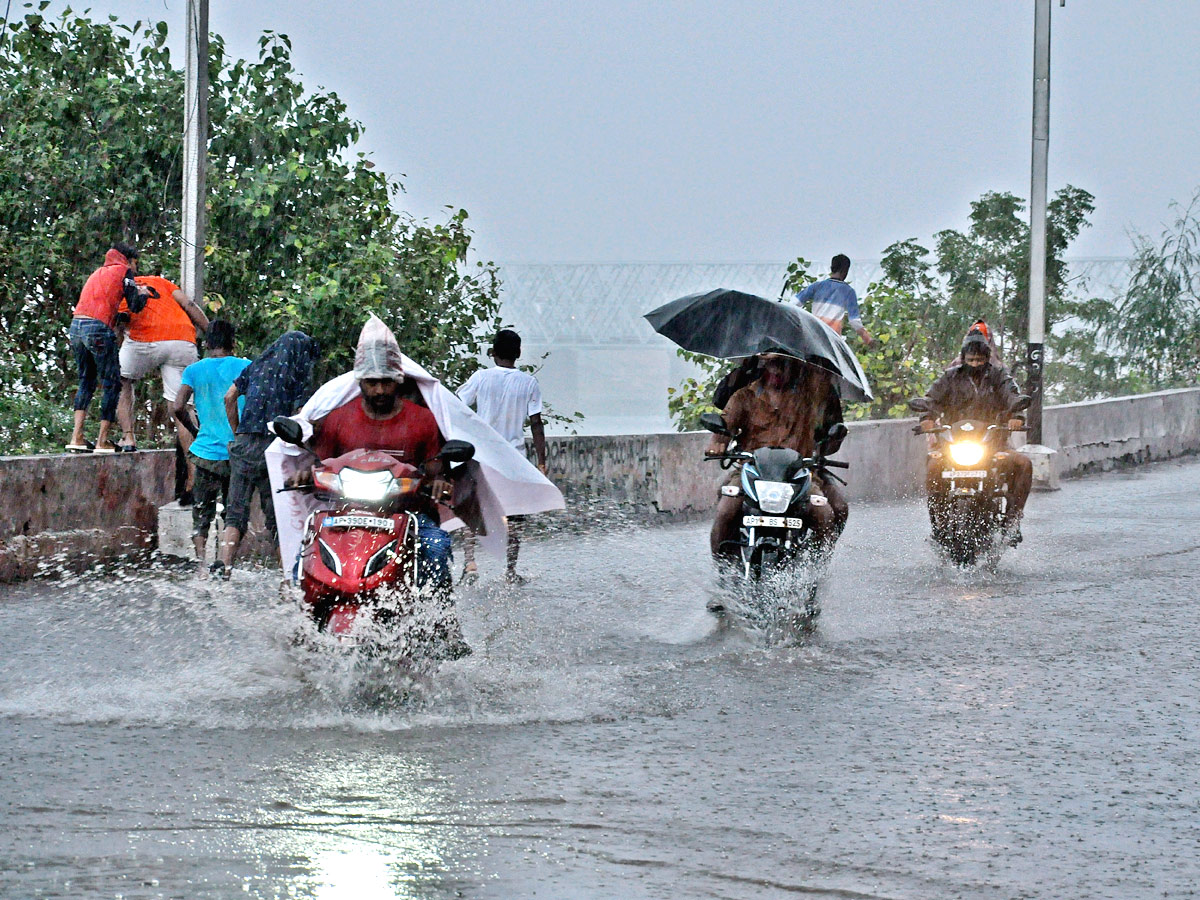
[[265, 346, 564, 579]]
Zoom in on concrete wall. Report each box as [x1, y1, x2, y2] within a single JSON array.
[[0, 451, 174, 580], [2, 387, 1197, 577]]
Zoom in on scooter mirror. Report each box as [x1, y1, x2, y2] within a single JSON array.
[[271, 416, 305, 446], [699, 412, 730, 436], [438, 439, 476, 464], [908, 397, 932, 413], [1010, 395, 1032, 413], [824, 422, 848, 444]]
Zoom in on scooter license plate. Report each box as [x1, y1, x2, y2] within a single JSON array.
[[324, 515, 394, 531], [942, 470, 987, 479], [742, 515, 803, 528]]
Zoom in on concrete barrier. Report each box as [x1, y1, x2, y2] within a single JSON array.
[[2, 387, 1197, 576]]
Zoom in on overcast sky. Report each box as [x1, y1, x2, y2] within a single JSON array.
[[34, 1, 1200, 264]]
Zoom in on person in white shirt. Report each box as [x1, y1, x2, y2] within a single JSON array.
[[457, 329, 548, 584]]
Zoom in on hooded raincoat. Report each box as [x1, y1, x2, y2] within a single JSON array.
[[265, 316, 564, 577]]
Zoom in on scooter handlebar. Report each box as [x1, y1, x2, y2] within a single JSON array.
[[821, 459, 850, 469]]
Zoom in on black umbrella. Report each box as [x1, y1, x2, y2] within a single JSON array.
[[644, 288, 873, 402]]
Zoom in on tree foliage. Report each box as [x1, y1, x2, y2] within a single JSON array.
[[1050, 191, 1200, 399], [0, 6, 501, 449]]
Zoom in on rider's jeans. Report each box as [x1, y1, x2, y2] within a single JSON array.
[[416, 514, 453, 591]]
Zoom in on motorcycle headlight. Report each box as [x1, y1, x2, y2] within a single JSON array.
[[754, 480, 795, 514], [338, 468, 396, 502], [948, 441, 985, 467]]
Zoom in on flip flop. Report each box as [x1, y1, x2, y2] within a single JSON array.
[[117, 443, 138, 453], [93, 445, 117, 454], [65, 442, 94, 453]]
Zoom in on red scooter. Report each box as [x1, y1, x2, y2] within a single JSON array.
[[273, 417, 475, 644]]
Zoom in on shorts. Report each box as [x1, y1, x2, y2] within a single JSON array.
[[119, 339, 198, 402]]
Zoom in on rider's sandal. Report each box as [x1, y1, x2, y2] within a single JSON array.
[[460, 563, 478, 586], [65, 441, 94, 453]]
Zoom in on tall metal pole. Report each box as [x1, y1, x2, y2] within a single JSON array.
[[1026, 0, 1051, 446], [181, 0, 209, 304]]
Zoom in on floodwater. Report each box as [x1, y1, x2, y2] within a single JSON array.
[[2, 458, 1198, 899]]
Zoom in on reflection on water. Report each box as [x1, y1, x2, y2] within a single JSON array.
[[252, 754, 454, 899]]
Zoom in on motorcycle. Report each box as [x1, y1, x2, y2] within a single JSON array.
[[909, 396, 1029, 566], [700, 412, 849, 630], [272, 416, 475, 649]]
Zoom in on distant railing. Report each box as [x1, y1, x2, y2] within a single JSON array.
[[495, 258, 1134, 346]]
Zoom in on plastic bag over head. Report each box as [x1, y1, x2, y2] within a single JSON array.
[[353, 314, 405, 381]]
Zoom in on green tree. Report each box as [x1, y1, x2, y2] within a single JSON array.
[[0, 7, 500, 450], [933, 187, 1095, 360]]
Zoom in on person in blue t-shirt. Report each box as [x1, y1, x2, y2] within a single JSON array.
[[794, 254, 874, 346], [172, 320, 252, 560]]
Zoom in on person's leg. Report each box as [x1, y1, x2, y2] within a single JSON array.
[[162, 343, 197, 463], [190, 462, 220, 559], [820, 477, 849, 540], [999, 453, 1033, 524], [415, 514, 453, 592], [926, 455, 949, 535], [116, 339, 147, 448], [116, 378, 137, 447], [218, 437, 256, 572], [710, 494, 743, 559], [460, 530, 478, 581], [94, 326, 122, 451], [69, 320, 97, 446], [505, 515, 525, 582], [806, 486, 839, 552]]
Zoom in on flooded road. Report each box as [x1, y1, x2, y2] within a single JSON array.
[[2, 458, 1199, 899]]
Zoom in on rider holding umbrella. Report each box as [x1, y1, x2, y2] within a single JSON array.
[[704, 353, 848, 560]]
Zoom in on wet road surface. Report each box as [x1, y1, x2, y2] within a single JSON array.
[[2, 458, 1199, 899]]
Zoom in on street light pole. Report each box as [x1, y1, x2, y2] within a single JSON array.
[[1023, 0, 1060, 489], [1026, 0, 1051, 446], [180, 0, 209, 304]]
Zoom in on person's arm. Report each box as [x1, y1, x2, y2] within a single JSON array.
[[173, 384, 195, 432], [817, 384, 846, 453], [845, 287, 874, 346], [224, 383, 241, 433], [124, 269, 149, 314], [172, 289, 209, 335], [457, 371, 479, 408], [995, 367, 1026, 430], [795, 282, 816, 306], [526, 379, 547, 471], [707, 392, 743, 455], [918, 372, 951, 431], [529, 413, 547, 472]]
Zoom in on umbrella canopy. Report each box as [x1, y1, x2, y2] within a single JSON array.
[[644, 288, 873, 402]]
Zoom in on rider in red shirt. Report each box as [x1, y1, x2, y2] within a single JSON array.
[[312, 382, 442, 463], [304, 319, 457, 607]]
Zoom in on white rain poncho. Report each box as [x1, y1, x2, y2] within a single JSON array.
[[265, 316, 564, 578]]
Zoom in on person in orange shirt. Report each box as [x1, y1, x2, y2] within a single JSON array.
[[115, 274, 209, 454]]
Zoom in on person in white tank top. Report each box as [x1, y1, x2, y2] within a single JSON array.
[[456, 329, 548, 584]]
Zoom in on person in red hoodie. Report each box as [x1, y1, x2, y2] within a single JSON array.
[[67, 243, 149, 452]]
